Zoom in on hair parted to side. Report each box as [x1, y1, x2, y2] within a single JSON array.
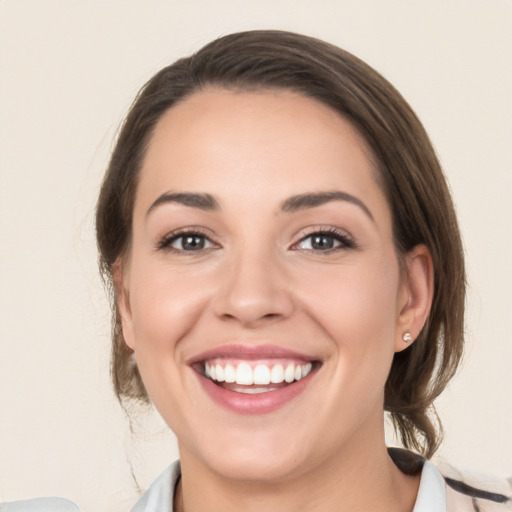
[[96, 30, 465, 459]]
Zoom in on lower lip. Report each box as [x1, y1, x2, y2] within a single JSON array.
[[197, 371, 315, 415]]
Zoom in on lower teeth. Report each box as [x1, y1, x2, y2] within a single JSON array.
[[215, 381, 288, 394], [233, 386, 276, 394]]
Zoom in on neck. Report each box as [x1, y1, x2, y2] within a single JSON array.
[[175, 428, 420, 512]]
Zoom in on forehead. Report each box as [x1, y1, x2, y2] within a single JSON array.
[[135, 88, 388, 219]]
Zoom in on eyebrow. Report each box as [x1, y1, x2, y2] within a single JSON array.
[[146, 190, 374, 221], [146, 192, 220, 217], [280, 191, 374, 221]]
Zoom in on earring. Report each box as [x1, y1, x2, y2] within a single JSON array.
[[402, 332, 413, 344]]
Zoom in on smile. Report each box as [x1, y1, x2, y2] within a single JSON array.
[[204, 360, 313, 393], [190, 346, 320, 414]]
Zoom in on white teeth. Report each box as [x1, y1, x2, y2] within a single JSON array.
[[224, 364, 236, 383], [302, 362, 312, 378], [253, 364, 271, 385], [204, 361, 314, 389], [236, 386, 274, 394], [235, 362, 253, 385], [270, 364, 284, 383], [284, 363, 295, 383], [215, 364, 225, 382]]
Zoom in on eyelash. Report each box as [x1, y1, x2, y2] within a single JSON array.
[[291, 227, 356, 253], [156, 227, 356, 254], [156, 228, 218, 253]]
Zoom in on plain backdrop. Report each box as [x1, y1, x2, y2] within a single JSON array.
[[1, 1, 511, 511]]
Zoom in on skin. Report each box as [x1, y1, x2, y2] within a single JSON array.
[[117, 89, 433, 511]]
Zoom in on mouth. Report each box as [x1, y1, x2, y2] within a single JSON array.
[[189, 346, 321, 414], [197, 359, 315, 393]]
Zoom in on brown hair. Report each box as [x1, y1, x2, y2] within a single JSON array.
[[96, 30, 465, 459]]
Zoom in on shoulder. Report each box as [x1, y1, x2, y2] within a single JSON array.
[[0, 498, 80, 512], [130, 460, 181, 512], [129, 454, 511, 512], [390, 448, 511, 511]]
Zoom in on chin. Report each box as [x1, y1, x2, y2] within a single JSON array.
[[184, 427, 314, 483], [208, 449, 307, 483]]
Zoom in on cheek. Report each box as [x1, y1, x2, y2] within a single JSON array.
[[295, 255, 401, 397], [128, 258, 211, 354], [297, 255, 401, 342], [126, 258, 213, 421]]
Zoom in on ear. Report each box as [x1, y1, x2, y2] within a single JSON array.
[[113, 258, 136, 351], [394, 244, 434, 352]]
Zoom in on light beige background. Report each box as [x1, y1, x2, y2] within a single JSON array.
[[1, 1, 510, 511]]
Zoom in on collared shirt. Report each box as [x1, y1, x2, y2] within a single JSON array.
[[0, 498, 80, 512], [130, 458, 511, 512], [2, 458, 509, 511]]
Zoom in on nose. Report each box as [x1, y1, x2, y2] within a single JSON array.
[[212, 249, 294, 328]]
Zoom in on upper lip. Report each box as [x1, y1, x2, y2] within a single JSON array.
[[188, 344, 320, 365]]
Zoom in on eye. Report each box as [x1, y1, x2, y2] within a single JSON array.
[[172, 234, 212, 251], [157, 230, 218, 253], [292, 228, 355, 253]]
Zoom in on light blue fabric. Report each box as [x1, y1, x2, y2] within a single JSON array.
[[0, 497, 80, 512]]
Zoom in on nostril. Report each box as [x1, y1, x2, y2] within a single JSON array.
[[218, 311, 281, 325], [212, 270, 295, 326]]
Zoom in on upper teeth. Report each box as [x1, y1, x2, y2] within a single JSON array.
[[204, 361, 312, 385]]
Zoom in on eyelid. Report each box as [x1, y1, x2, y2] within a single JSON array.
[[290, 225, 356, 251], [155, 226, 220, 252]]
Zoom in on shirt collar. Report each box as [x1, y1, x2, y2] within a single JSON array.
[[132, 457, 447, 512]]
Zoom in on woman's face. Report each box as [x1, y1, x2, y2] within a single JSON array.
[[119, 89, 425, 482]]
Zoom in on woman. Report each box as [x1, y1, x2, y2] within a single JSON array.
[[93, 30, 511, 511], [4, 29, 506, 512]]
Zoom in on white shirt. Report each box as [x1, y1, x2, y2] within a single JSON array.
[[130, 459, 448, 512], [0, 497, 80, 512], [2, 458, 509, 511]]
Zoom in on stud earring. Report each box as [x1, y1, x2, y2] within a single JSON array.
[[402, 332, 413, 344]]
